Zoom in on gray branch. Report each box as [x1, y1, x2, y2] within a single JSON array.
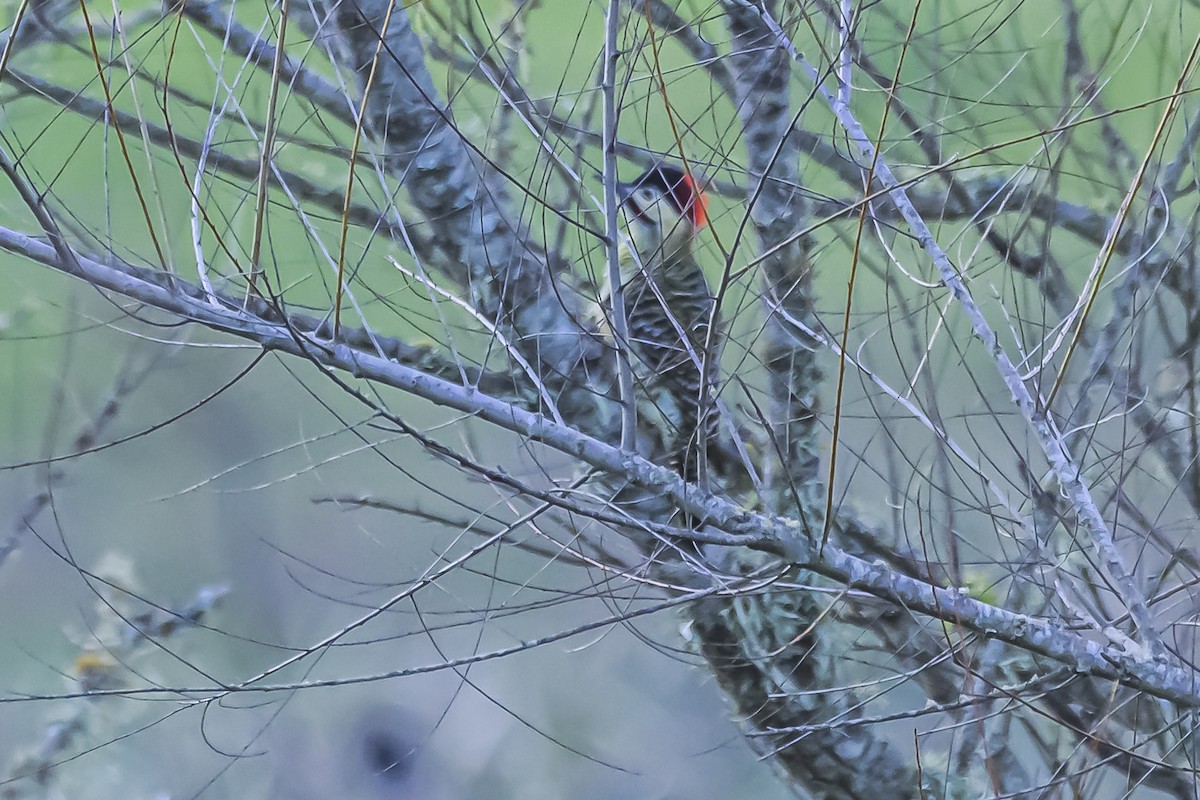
[[326, 2, 608, 400], [724, 0, 822, 499], [736, 0, 1166, 661], [4, 229, 1200, 711]]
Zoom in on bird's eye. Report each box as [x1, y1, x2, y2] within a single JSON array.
[[635, 188, 658, 205]]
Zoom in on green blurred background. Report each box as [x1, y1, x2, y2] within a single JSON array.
[[1, 0, 1196, 797]]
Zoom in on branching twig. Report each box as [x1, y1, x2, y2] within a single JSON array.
[[4, 228, 1200, 708], [734, 0, 1167, 661]]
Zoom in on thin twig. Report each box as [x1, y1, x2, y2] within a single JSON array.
[[5, 228, 1200, 706], [248, 0, 291, 294], [602, 0, 638, 451], [731, 0, 1168, 659]]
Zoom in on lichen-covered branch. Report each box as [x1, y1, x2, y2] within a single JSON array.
[[325, 1, 612, 432], [723, 0, 821, 502]]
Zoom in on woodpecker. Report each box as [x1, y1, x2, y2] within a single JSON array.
[[612, 163, 722, 483]]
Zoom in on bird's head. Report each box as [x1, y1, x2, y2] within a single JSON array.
[[617, 164, 707, 265]]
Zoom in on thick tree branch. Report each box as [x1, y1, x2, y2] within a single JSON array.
[[738, 0, 1166, 661], [4, 229, 1199, 710], [327, 2, 607, 394], [724, 0, 821, 500]]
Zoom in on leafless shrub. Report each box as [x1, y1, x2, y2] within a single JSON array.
[[2, 1, 1200, 798]]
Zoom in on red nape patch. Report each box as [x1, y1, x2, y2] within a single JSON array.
[[682, 174, 709, 228]]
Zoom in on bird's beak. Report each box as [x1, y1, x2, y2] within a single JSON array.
[[616, 181, 648, 223]]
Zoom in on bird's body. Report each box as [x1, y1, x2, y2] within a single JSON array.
[[611, 164, 722, 483]]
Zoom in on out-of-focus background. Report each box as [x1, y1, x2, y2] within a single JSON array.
[[0, 3, 796, 796], [0, 307, 793, 800], [2, 0, 1198, 798]]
